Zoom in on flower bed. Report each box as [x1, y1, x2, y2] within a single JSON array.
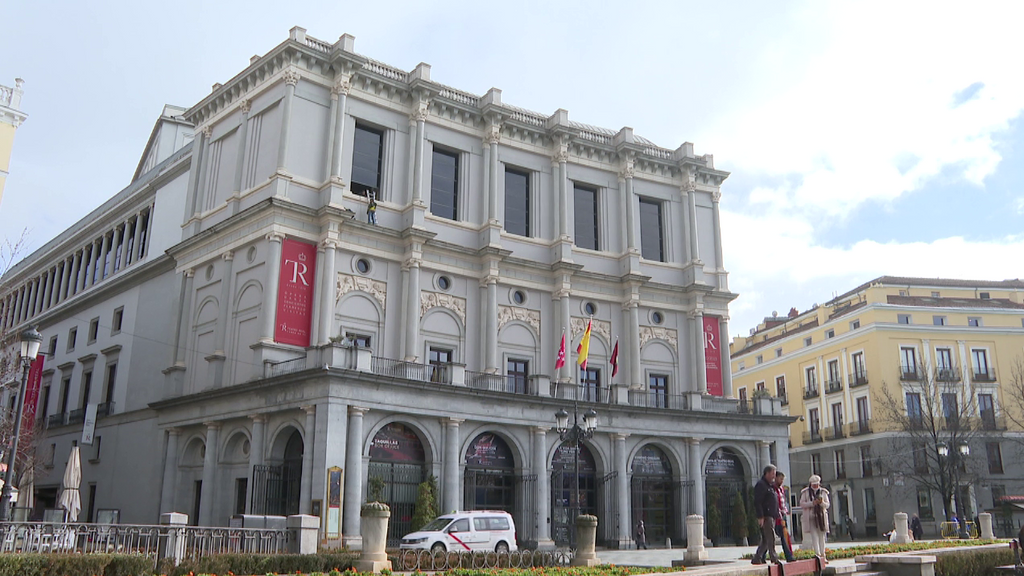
[[742, 539, 1010, 561]]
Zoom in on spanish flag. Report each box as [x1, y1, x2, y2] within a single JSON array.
[[577, 319, 593, 370]]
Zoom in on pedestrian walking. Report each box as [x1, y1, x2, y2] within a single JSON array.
[[635, 519, 648, 549], [773, 471, 796, 561], [752, 464, 782, 565], [799, 474, 830, 563]]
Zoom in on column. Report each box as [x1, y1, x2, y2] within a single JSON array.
[[318, 240, 337, 345], [301, 406, 316, 514], [143, 206, 155, 258], [132, 212, 146, 263], [110, 226, 123, 275], [186, 129, 209, 220], [556, 148, 569, 237], [757, 440, 772, 471], [69, 251, 82, 296], [443, 418, 463, 513], [720, 317, 733, 398], [119, 219, 134, 269], [99, 232, 111, 281], [247, 414, 266, 513], [711, 191, 725, 274], [43, 267, 55, 309], [621, 163, 637, 251], [260, 234, 284, 342], [486, 124, 500, 222], [628, 302, 642, 388], [232, 100, 251, 193], [485, 277, 498, 372], [87, 241, 99, 287], [215, 252, 235, 353], [404, 260, 421, 361], [410, 103, 427, 204], [613, 433, 631, 546], [160, 428, 181, 514], [692, 311, 707, 394], [23, 280, 35, 319], [687, 438, 705, 519], [533, 426, 554, 547], [199, 422, 221, 526], [78, 248, 91, 292], [277, 69, 300, 172], [686, 183, 701, 263], [173, 270, 196, 366], [343, 407, 366, 547], [330, 76, 350, 179]]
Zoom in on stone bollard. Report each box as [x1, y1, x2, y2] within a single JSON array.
[[355, 502, 392, 573], [287, 514, 320, 554], [684, 515, 708, 564], [892, 512, 913, 544], [158, 512, 188, 566], [979, 512, 995, 540], [570, 515, 601, 567]]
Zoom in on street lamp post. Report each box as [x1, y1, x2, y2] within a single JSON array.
[[937, 440, 971, 539], [555, 403, 597, 547], [0, 327, 43, 522]]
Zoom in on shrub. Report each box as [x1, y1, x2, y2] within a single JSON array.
[[411, 475, 439, 532], [0, 553, 152, 576], [731, 491, 748, 543], [164, 552, 357, 576], [935, 548, 1014, 576], [706, 487, 722, 544]]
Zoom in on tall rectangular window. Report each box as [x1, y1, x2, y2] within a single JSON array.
[[906, 392, 922, 427], [68, 327, 77, 352], [506, 358, 529, 394], [809, 408, 820, 436], [573, 184, 599, 250], [430, 148, 459, 220], [979, 393, 996, 429], [105, 363, 117, 404], [856, 396, 869, 431], [811, 453, 822, 476], [638, 198, 664, 261], [39, 386, 51, 421], [80, 371, 92, 410], [805, 366, 817, 390], [649, 374, 668, 408], [912, 442, 928, 473], [835, 449, 846, 478], [111, 307, 124, 334], [865, 488, 876, 522], [941, 393, 958, 420], [235, 478, 248, 515], [88, 318, 99, 343], [827, 360, 841, 386], [972, 349, 990, 379], [351, 124, 384, 197], [831, 402, 844, 436], [860, 445, 873, 477], [917, 488, 933, 520], [428, 347, 452, 383], [504, 169, 530, 236], [775, 376, 787, 399], [60, 377, 71, 415], [987, 442, 1004, 474], [582, 368, 602, 402], [900, 347, 917, 378]]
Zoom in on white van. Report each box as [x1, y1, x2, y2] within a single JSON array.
[[400, 510, 518, 553]]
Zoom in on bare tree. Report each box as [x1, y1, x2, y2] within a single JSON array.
[[1003, 358, 1024, 438], [873, 359, 984, 534]]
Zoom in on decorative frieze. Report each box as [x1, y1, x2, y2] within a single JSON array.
[[420, 292, 467, 324], [639, 326, 678, 350], [336, 273, 387, 311], [498, 305, 540, 334], [571, 317, 611, 344]]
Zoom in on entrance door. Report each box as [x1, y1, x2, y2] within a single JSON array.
[[630, 445, 675, 546], [369, 423, 426, 546], [551, 442, 597, 546], [704, 448, 747, 543]]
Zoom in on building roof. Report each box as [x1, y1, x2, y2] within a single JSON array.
[[887, 295, 1024, 309]]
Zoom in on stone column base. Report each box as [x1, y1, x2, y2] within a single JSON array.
[[533, 538, 557, 551], [354, 559, 392, 573], [343, 535, 363, 550], [570, 558, 602, 567]]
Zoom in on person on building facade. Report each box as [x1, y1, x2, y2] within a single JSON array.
[[752, 464, 782, 565], [635, 519, 647, 550], [774, 471, 796, 561], [366, 191, 377, 224], [799, 474, 831, 562]]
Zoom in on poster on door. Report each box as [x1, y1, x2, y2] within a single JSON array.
[[275, 238, 317, 347], [703, 316, 723, 396]]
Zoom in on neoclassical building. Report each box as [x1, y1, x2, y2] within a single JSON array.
[[0, 28, 791, 548]]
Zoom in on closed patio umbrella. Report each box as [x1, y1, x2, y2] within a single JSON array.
[[57, 446, 81, 522]]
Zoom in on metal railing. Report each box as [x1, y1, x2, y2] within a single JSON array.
[[68, 408, 86, 425], [628, 390, 686, 409], [825, 379, 843, 394], [972, 370, 997, 382], [823, 425, 845, 441], [46, 413, 67, 428], [265, 356, 307, 378], [803, 430, 823, 444], [940, 417, 966, 431], [803, 386, 820, 400], [96, 401, 115, 417], [900, 365, 920, 380], [935, 366, 960, 382], [849, 419, 873, 436], [465, 371, 527, 394], [779, 393, 789, 406], [0, 521, 288, 563], [370, 357, 432, 382], [849, 370, 869, 388], [977, 414, 1006, 431]]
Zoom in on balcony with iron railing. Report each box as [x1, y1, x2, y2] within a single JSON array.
[[939, 416, 966, 431], [67, 408, 86, 425], [779, 393, 789, 406], [848, 419, 873, 436], [46, 413, 67, 428], [823, 425, 846, 441], [804, 385, 820, 400], [849, 370, 869, 388], [935, 365, 960, 382], [972, 369, 997, 383], [977, 413, 1006, 431], [825, 377, 844, 394], [803, 429, 823, 444], [900, 364, 920, 381], [628, 390, 688, 410]]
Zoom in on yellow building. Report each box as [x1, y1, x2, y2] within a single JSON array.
[[730, 276, 1024, 539], [0, 78, 28, 208]]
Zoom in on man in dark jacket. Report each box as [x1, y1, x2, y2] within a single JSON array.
[[752, 464, 781, 565]]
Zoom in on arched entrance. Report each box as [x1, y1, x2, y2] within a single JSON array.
[[368, 423, 426, 546], [465, 433, 516, 512], [552, 441, 597, 546], [704, 447, 747, 543], [631, 445, 675, 546], [251, 428, 303, 516]]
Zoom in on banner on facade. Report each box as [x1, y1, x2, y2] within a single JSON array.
[[466, 433, 514, 469], [705, 448, 744, 477], [22, 354, 45, 431], [326, 466, 343, 539], [369, 423, 426, 462], [81, 403, 98, 445], [275, 238, 318, 347], [703, 316, 723, 396]]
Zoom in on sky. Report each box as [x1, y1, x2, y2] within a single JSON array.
[[1, 0, 1023, 340]]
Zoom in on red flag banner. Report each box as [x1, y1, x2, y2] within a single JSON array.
[[555, 332, 566, 371], [610, 339, 619, 378], [703, 316, 723, 396], [275, 238, 318, 347], [22, 354, 45, 430]]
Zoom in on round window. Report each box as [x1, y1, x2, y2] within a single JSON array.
[[513, 290, 526, 305], [247, 246, 257, 263], [652, 311, 664, 324], [205, 265, 214, 281], [584, 302, 597, 316], [356, 258, 371, 274], [242, 439, 251, 457], [438, 275, 451, 291]]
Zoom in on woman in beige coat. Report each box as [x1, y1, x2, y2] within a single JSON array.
[[799, 474, 831, 561]]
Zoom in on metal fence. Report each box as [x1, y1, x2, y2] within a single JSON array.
[[0, 521, 289, 565], [395, 548, 573, 571]]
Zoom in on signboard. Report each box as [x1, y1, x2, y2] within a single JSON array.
[[552, 442, 596, 473], [22, 355, 44, 431], [369, 423, 425, 462], [275, 238, 317, 347], [703, 316, 723, 396], [326, 467, 343, 539], [466, 433, 514, 469], [81, 403, 98, 445], [705, 448, 744, 477], [631, 445, 671, 475]]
